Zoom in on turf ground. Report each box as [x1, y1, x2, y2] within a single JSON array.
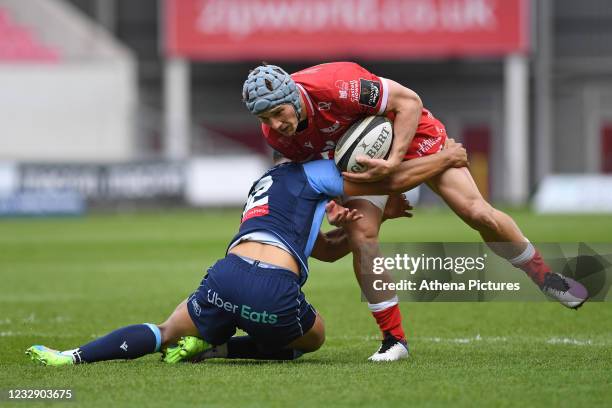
[[0, 209, 610, 407]]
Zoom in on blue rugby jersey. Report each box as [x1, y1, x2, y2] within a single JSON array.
[[228, 159, 344, 286]]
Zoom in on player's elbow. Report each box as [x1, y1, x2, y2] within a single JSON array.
[[311, 238, 336, 263], [406, 91, 423, 115], [387, 81, 422, 116], [395, 86, 422, 114], [312, 253, 334, 263], [325, 252, 349, 263], [314, 249, 345, 263]]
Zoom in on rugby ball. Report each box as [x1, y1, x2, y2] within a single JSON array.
[[334, 116, 393, 173]]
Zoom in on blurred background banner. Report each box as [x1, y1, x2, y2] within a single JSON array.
[[0, 0, 611, 211], [164, 0, 528, 60]]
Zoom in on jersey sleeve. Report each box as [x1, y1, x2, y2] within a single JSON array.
[[334, 63, 390, 117], [302, 159, 344, 197]]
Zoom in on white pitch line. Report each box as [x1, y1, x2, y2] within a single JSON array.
[[546, 337, 594, 346], [0, 331, 79, 338], [0, 294, 87, 302], [422, 336, 610, 346], [328, 334, 611, 346]]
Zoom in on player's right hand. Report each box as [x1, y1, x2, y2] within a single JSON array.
[[382, 193, 414, 221], [341, 156, 400, 183], [325, 200, 363, 227], [444, 138, 469, 168]]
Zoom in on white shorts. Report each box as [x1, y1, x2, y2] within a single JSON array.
[[341, 195, 389, 211]]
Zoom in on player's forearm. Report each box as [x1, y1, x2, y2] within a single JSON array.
[[323, 228, 352, 262], [388, 101, 422, 164], [343, 150, 451, 196], [311, 229, 351, 263], [324, 227, 346, 241], [386, 150, 453, 193], [385, 82, 423, 165]]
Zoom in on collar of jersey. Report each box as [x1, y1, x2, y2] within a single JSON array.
[[296, 83, 315, 123]]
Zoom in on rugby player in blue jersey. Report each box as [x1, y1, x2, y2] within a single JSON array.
[[25, 145, 467, 366]]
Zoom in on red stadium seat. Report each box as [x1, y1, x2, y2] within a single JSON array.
[[0, 7, 60, 62]]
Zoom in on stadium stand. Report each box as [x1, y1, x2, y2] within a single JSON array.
[[0, 0, 138, 162], [0, 6, 59, 62]]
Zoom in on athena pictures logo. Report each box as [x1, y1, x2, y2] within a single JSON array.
[[363, 243, 612, 302]]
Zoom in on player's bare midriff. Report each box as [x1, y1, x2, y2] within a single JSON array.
[[228, 241, 300, 276]]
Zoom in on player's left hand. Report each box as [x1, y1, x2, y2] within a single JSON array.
[[382, 193, 414, 221], [325, 200, 363, 227], [342, 156, 400, 183]]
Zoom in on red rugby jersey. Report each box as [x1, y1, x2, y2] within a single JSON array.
[[262, 62, 390, 162]]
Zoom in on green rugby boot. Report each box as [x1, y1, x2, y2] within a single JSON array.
[[26, 345, 74, 366], [162, 336, 209, 363]]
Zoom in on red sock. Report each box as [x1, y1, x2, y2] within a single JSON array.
[[371, 304, 406, 342], [518, 250, 551, 286]]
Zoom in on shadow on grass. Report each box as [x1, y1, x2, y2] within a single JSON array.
[[179, 358, 333, 367]]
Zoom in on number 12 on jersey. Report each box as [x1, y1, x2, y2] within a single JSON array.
[[242, 176, 273, 222]]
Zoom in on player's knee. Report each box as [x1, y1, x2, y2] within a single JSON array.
[[300, 315, 326, 352], [304, 327, 325, 352], [312, 334, 325, 352], [462, 200, 499, 232]]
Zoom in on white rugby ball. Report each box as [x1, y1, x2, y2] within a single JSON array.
[[334, 116, 393, 173]]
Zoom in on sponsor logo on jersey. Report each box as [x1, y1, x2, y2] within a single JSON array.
[[359, 79, 381, 108], [304, 141, 314, 149], [120, 341, 128, 352], [206, 289, 278, 324], [242, 204, 269, 222], [416, 136, 442, 156], [242, 176, 272, 222], [317, 101, 332, 111], [320, 121, 341, 134], [335, 80, 349, 99], [190, 297, 202, 316], [349, 79, 360, 102], [322, 140, 336, 152]]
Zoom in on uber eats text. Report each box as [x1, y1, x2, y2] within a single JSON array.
[[207, 289, 278, 324]]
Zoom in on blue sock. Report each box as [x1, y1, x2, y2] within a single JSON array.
[[226, 336, 302, 361], [72, 324, 161, 364]]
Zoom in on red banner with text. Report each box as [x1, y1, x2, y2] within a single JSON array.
[[165, 0, 528, 60]]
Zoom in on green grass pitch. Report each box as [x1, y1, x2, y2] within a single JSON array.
[[0, 209, 610, 407]]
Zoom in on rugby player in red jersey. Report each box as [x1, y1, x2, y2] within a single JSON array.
[[243, 62, 589, 361]]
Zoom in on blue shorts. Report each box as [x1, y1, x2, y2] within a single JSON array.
[[187, 254, 317, 349]]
